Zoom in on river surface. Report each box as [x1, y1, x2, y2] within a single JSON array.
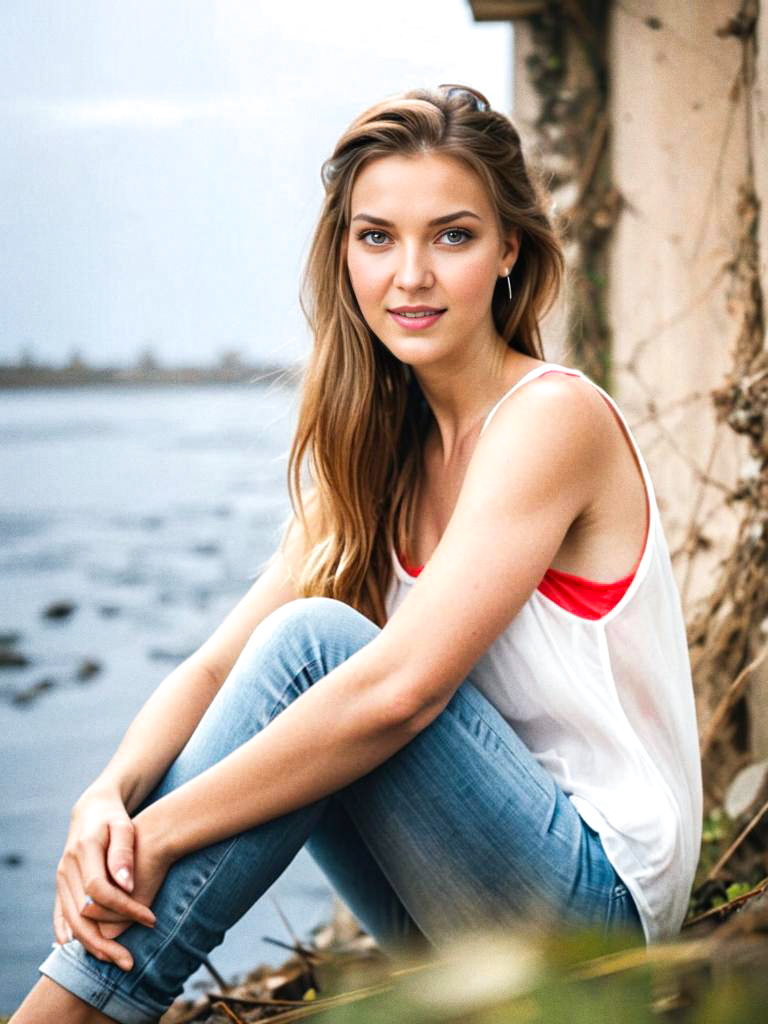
[[0, 383, 339, 1014]]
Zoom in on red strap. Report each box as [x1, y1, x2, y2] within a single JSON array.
[[395, 370, 647, 619]]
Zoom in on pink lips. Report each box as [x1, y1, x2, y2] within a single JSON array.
[[388, 310, 446, 330]]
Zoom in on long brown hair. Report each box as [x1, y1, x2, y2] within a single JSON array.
[[280, 84, 565, 626]]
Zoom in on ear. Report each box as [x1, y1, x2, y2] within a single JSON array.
[[499, 227, 521, 275]]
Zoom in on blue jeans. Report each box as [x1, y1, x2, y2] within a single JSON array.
[[39, 596, 643, 1023]]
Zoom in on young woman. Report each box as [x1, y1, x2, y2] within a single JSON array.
[[12, 83, 702, 1023]]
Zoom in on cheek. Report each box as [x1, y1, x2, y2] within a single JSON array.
[[346, 249, 380, 306], [449, 259, 494, 312]]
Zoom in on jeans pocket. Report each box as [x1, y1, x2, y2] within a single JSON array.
[[604, 879, 641, 936]]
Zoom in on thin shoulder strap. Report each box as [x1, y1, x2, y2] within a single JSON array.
[[479, 361, 660, 547], [479, 363, 584, 436]]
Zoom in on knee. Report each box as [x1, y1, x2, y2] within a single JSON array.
[[267, 595, 376, 635], [245, 596, 380, 673]]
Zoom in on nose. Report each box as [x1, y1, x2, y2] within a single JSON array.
[[393, 241, 434, 293]]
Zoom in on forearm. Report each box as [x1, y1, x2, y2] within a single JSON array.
[[90, 658, 223, 813], [135, 643, 424, 859]]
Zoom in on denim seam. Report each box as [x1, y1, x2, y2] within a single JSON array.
[[41, 951, 155, 1024], [123, 834, 242, 1012], [57, 943, 123, 1005], [99, 984, 159, 1024]]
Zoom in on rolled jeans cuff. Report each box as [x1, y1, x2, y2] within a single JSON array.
[[39, 940, 162, 1024]]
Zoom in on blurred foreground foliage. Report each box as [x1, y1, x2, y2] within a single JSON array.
[[157, 787, 768, 1023], [160, 888, 768, 1024], [6, 795, 765, 1022]]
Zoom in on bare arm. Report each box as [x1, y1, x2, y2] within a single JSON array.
[[136, 631, 420, 860], [133, 377, 603, 863], [55, 495, 319, 963]]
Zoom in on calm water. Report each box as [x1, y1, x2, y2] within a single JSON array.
[[0, 383, 338, 1013]]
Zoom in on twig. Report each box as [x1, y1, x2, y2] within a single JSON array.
[[228, 961, 436, 1024], [214, 992, 322, 1009], [562, 111, 608, 217], [683, 875, 768, 929], [565, 936, 715, 980], [268, 896, 322, 993], [705, 797, 768, 882], [262, 935, 325, 961], [700, 641, 768, 757], [271, 895, 302, 949], [210, 1002, 246, 1024], [228, 976, 396, 1023], [202, 956, 228, 992]]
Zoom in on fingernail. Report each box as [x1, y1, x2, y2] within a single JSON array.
[[119, 957, 133, 972], [81, 896, 93, 912], [66, 926, 74, 943], [117, 868, 133, 890]]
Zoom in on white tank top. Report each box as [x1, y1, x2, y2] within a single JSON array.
[[384, 362, 703, 944]]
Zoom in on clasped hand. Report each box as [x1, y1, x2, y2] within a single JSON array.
[[54, 786, 173, 972]]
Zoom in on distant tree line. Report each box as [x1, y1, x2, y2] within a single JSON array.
[[0, 345, 302, 388]]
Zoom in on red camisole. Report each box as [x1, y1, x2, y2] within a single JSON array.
[[396, 371, 649, 621]]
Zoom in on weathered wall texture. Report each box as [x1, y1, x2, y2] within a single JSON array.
[[747, 0, 767, 755], [510, 17, 572, 364], [609, 2, 749, 612]]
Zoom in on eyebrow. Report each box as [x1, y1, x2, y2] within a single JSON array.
[[350, 209, 482, 227]]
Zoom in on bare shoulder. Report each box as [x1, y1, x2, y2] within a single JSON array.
[[476, 370, 610, 477]]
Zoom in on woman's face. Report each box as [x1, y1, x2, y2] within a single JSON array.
[[344, 151, 518, 370]]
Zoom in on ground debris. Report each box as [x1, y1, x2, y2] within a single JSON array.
[[160, 901, 390, 1024], [157, 884, 768, 1024]]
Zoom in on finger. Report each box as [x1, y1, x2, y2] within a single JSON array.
[[65, 854, 149, 936], [52, 890, 71, 946], [98, 919, 132, 940], [78, 839, 156, 927], [63, 855, 97, 920], [81, 900, 130, 923], [106, 820, 135, 893], [64, 864, 123, 945], [59, 875, 135, 971]]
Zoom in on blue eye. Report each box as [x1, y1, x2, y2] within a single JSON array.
[[355, 228, 473, 247], [357, 230, 389, 246], [440, 228, 472, 245]]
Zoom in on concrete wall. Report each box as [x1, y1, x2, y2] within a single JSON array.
[[608, 1, 751, 613]]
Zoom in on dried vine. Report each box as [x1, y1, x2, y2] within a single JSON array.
[[687, 1, 767, 799], [521, 0, 614, 388]]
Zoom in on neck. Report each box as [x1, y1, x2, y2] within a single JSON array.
[[413, 345, 532, 467]]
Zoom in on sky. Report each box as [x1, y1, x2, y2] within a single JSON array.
[[1, 0, 512, 369]]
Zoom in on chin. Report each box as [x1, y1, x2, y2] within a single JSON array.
[[380, 337, 446, 366]]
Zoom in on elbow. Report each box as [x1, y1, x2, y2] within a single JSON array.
[[384, 674, 446, 736], [361, 637, 449, 736]]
